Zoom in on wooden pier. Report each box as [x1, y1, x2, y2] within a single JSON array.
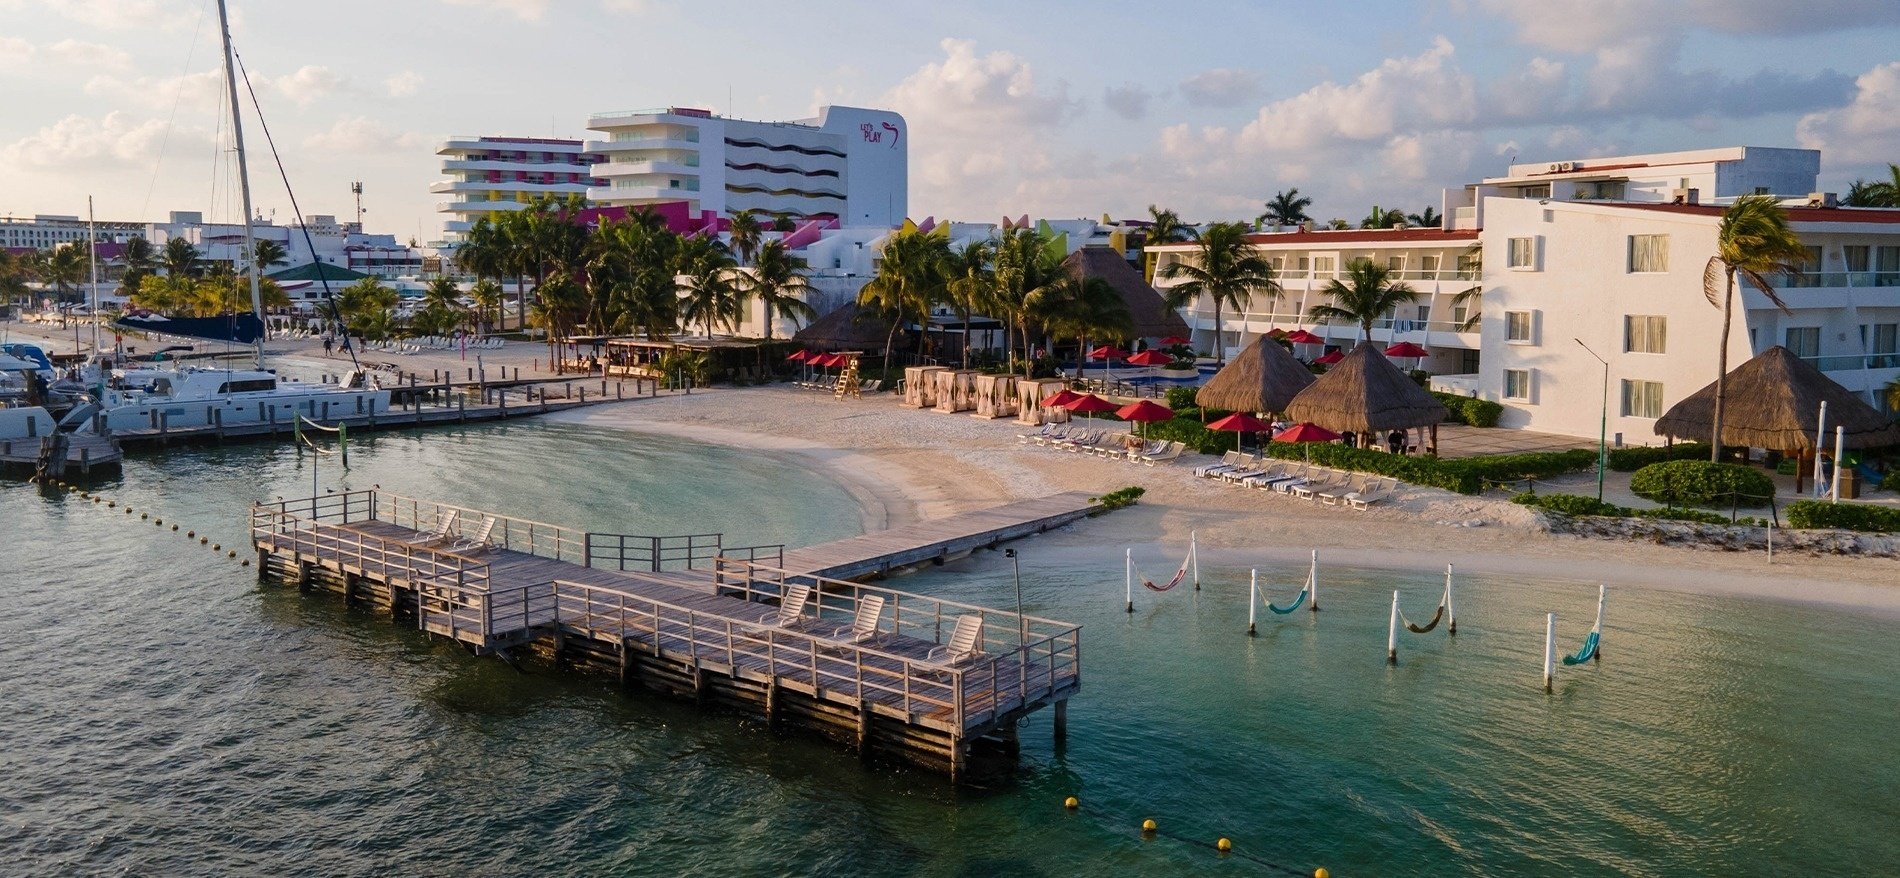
[[0, 432, 122, 478], [251, 490, 1088, 782], [781, 492, 1097, 580]]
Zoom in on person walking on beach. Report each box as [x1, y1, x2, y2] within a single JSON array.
[[322, 334, 334, 357]]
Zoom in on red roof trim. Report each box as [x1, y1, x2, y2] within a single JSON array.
[[1237, 228, 1479, 245], [1610, 203, 1900, 224]]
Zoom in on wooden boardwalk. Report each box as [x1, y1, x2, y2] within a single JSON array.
[[250, 490, 1085, 781], [780, 492, 1097, 580]]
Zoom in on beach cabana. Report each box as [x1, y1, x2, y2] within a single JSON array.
[[974, 373, 1018, 419], [902, 365, 948, 408], [793, 302, 897, 354], [1061, 246, 1192, 342], [935, 369, 978, 413], [1195, 336, 1315, 415], [1016, 378, 1071, 425], [1283, 342, 1448, 452], [1653, 345, 1900, 491]]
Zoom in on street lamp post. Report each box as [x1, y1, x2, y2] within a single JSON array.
[[1005, 548, 1027, 700], [1574, 338, 1609, 502]]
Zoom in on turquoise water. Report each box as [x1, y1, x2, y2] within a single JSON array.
[[4, 423, 1897, 876]]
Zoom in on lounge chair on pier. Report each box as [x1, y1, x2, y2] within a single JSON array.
[[451, 515, 499, 553], [925, 614, 986, 666], [750, 583, 813, 628], [403, 510, 459, 546], [827, 594, 887, 645]]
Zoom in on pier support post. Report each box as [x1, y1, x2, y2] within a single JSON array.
[[1001, 720, 1021, 757], [618, 639, 634, 690], [1387, 590, 1399, 665], [764, 679, 780, 731], [692, 661, 707, 706], [297, 560, 313, 593], [1053, 699, 1068, 744], [856, 700, 873, 761], [256, 548, 269, 582]]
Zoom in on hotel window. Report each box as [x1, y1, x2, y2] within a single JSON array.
[[1784, 326, 1821, 359], [1876, 246, 1899, 274], [1387, 256, 1405, 272], [1507, 237, 1535, 269], [1313, 256, 1336, 277], [1623, 315, 1667, 354], [1628, 234, 1669, 272], [1871, 323, 1897, 368], [1505, 310, 1535, 343], [1621, 380, 1664, 419], [1802, 245, 1824, 272], [1503, 369, 1532, 401], [1420, 255, 1440, 276], [1844, 245, 1870, 273]]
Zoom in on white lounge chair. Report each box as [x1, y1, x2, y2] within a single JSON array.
[[1345, 478, 1397, 510], [403, 510, 459, 546], [752, 583, 812, 627], [1319, 474, 1369, 505], [827, 594, 886, 645], [450, 515, 499, 553], [1196, 450, 1247, 478], [1139, 441, 1184, 465], [926, 614, 986, 666]]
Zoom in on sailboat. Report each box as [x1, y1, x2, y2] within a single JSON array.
[[86, 0, 388, 434]]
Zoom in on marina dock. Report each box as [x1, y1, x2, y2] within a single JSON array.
[[781, 492, 1098, 580], [250, 490, 1091, 781], [0, 432, 122, 477]]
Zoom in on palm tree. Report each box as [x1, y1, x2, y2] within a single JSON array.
[[1159, 221, 1278, 366], [118, 236, 155, 296], [676, 235, 742, 339], [1359, 204, 1407, 229], [418, 276, 466, 335], [1842, 164, 1900, 207], [742, 239, 816, 341], [160, 238, 201, 278], [1257, 188, 1313, 229], [727, 209, 764, 267], [335, 277, 400, 341], [1032, 274, 1132, 378], [1449, 241, 1482, 332], [0, 250, 30, 308], [469, 279, 504, 333], [252, 239, 290, 273], [1883, 377, 1900, 416], [528, 271, 589, 362], [41, 244, 87, 303], [1705, 194, 1805, 461], [858, 229, 946, 364], [1142, 205, 1190, 281], [942, 238, 994, 368], [456, 216, 510, 327], [1306, 259, 1419, 343], [1408, 206, 1441, 228], [1325, 219, 1352, 230], [586, 214, 681, 338]]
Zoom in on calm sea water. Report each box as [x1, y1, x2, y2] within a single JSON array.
[[3, 422, 1896, 877]]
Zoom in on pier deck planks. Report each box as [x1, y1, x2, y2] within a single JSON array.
[[779, 492, 1097, 579]]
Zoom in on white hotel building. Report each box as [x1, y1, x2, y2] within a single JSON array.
[[585, 105, 907, 227], [432, 136, 605, 240], [1154, 146, 1900, 445]]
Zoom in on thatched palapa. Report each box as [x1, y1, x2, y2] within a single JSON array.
[[1195, 336, 1315, 414], [1062, 247, 1191, 340], [1653, 345, 1900, 451], [1283, 342, 1448, 434], [792, 302, 892, 351]]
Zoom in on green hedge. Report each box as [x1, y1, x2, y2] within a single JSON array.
[[1253, 444, 1594, 494], [1629, 460, 1775, 508], [1429, 392, 1502, 428], [1142, 416, 1229, 456], [1165, 386, 1199, 411], [1786, 500, 1900, 533], [1883, 470, 1900, 492], [1607, 443, 1713, 472], [1514, 492, 1746, 526]]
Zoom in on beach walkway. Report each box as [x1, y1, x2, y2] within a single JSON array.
[[250, 489, 1088, 781], [781, 491, 1097, 579]]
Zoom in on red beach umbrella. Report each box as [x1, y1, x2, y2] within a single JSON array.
[[1040, 388, 1082, 408], [1088, 345, 1130, 361], [1065, 393, 1118, 419], [1158, 336, 1190, 346], [1286, 330, 1323, 344], [1207, 411, 1272, 451], [1126, 350, 1173, 366], [1384, 341, 1429, 358], [787, 349, 811, 362], [1273, 422, 1341, 443], [1116, 398, 1175, 437], [1314, 350, 1345, 365]]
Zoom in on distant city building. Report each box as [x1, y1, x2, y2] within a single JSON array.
[[1, 214, 146, 252], [144, 211, 421, 298], [432, 135, 605, 240], [585, 105, 907, 227]]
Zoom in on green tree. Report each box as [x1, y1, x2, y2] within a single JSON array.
[[727, 209, 764, 267], [1408, 205, 1441, 228], [119, 236, 155, 296], [676, 235, 743, 339], [1842, 164, 1900, 207], [456, 215, 510, 327], [160, 237, 201, 278], [335, 277, 400, 341], [1704, 194, 1805, 461], [943, 238, 995, 368], [1359, 204, 1407, 229], [742, 239, 817, 341], [1306, 259, 1419, 343], [1449, 241, 1482, 331], [586, 213, 681, 339], [528, 271, 589, 363], [469, 278, 504, 332], [0, 250, 32, 308], [1257, 188, 1313, 229], [859, 228, 948, 364], [1159, 221, 1278, 366], [1033, 274, 1132, 378], [252, 239, 290, 272], [991, 226, 1072, 376], [1142, 204, 1190, 282], [40, 244, 87, 303]]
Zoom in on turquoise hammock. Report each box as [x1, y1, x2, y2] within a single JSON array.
[[1267, 587, 1308, 615], [1562, 629, 1600, 666]]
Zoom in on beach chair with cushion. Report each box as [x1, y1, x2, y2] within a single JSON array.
[[1319, 473, 1369, 505], [450, 515, 499, 553], [403, 510, 459, 546], [1222, 456, 1271, 484], [926, 614, 986, 666], [1139, 441, 1184, 466], [1293, 469, 1346, 500], [1196, 450, 1246, 478], [827, 594, 887, 645], [1272, 466, 1318, 495], [1239, 461, 1296, 489]]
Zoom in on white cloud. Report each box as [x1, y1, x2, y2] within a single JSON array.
[[1237, 37, 1476, 153], [0, 35, 34, 65], [0, 110, 208, 170], [441, 0, 549, 22], [1797, 61, 1900, 164], [385, 70, 424, 98], [44, 38, 132, 71], [303, 116, 428, 153], [85, 68, 226, 113], [268, 65, 347, 106], [2, 0, 172, 31], [1470, 0, 1900, 52], [1102, 83, 1153, 121], [1178, 68, 1262, 108]]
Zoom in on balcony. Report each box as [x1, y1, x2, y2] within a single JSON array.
[[429, 179, 593, 195], [586, 186, 698, 204], [1798, 353, 1900, 373], [441, 158, 596, 173], [593, 159, 700, 178], [436, 200, 526, 213], [1773, 271, 1900, 290], [584, 137, 700, 153]]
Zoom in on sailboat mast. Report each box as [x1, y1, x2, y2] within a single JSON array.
[[215, 0, 266, 364], [87, 195, 100, 355]]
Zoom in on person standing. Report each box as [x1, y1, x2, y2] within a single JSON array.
[[322, 333, 334, 357]]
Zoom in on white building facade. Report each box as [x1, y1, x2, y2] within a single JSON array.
[[432, 136, 605, 240], [2, 214, 147, 251], [585, 105, 906, 226], [1446, 146, 1823, 231]]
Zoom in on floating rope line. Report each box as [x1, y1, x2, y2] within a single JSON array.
[[1059, 797, 1318, 877]]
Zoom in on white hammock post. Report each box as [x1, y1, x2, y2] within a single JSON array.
[[1444, 564, 1457, 636], [1592, 584, 1605, 663], [1309, 549, 1320, 612], [1830, 425, 1845, 504], [1543, 613, 1556, 692], [1386, 590, 1399, 665], [1124, 548, 1134, 614], [1812, 400, 1827, 498], [1247, 568, 1258, 637], [1766, 521, 1773, 564], [1190, 531, 1200, 591]]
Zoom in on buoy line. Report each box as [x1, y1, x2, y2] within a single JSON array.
[[31, 475, 251, 567], [1059, 795, 1326, 876]]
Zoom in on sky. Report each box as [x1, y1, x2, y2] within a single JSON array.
[[3, 0, 1899, 243]]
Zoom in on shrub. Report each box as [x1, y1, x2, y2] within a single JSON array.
[[1786, 500, 1900, 533], [1254, 445, 1595, 495], [1882, 470, 1900, 492], [1165, 386, 1199, 411], [1629, 460, 1774, 508], [1143, 416, 1227, 455], [1607, 443, 1713, 472], [1428, 392, 1503, 428], [1091, 486, 1146, 514], [1631, 507, 1732, 525], [1512, 492, 1626, 516]]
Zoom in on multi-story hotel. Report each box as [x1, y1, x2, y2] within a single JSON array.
[[2, 214, 148, 252], [585, 105, 906, 227], [432, 136, 605, 240]]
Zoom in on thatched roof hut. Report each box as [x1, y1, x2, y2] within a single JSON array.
[[1194, 335, 1314, 414], [792, 302, 892, 351], [1062, 247, 1191, 340], [1283, 342, 1448, 434], [1654, 345, 1900, 451]]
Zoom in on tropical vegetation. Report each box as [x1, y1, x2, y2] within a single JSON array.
[[1306, 259, 1418, 343], [1842, 163, 1899, 207], [1158, 221, 1277, 366], [1704, 195, 1805, 461], [1257, 189, 1312, 229], [1141, 204, 1190, 281]]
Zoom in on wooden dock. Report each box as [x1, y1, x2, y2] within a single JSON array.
[[781, 492, 1098, 580], [105, 385, 616, 450], [0, 432, 122, 477], [251, 490, 1086, 782]]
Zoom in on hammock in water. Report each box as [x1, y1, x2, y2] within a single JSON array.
[[1136, 554, 1191, 592], [1562, 629, 1600, 665], [1266, 585, 1308, 615], [1400, 598, 1446, 634]]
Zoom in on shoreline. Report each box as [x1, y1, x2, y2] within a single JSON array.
[[549, 387, 1900, 619]]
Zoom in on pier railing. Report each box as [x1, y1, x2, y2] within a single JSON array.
[[250, 499, 494, 594], [373, 491, 589, 563], [583, 532, 782, 572]]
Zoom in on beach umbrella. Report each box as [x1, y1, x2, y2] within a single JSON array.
[[787, 349, 811, 362], [1273, 421, 1341, 461], [1384, 341, 1430, 371], [1208, 411, 1272, 451], [1158, 335, 1190, 346], [1314, 350, 1345, 365], [1065, 393, 1117, 420], [1116, 399, 1174, 437], [1286, 329, 1324, 345], [1088, 344, 1131, 384], [1126, 349, 1172, 366], [1040, 388, 1082, 409]]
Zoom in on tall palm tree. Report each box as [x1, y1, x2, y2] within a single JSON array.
[[0, 250, 30, 308], [41, 244, 87, 303], [586, 215, 681, 338], [727, 209, 764, 267], [1359, 204, 1406, 230], [1306, 259, 1419, 343], [253, 239, 290, 272], [990, 226, 1071, 376], [1705, 194, 1804, 461], [528, 271, 589, 362], [1883, 377, 1900, 416], [1159, 221, 1278, 366], [336, 277, 400, 340], [942, 238, 994, 368], [419, 275, 466, 335], [742, 239, 816, 341], [1843, 164, 1900, 207], [469, 278, 503, 332], [1032, 274, 1132, 378], [1142, 205, 1190, 282], [160, 238, 201, 278], [858, 229, 947, 364], [118, 236, 155, 296], [676, 235, 742, 339], [1408, 206, 1441, 228], [1257, 188, 1313, 229]]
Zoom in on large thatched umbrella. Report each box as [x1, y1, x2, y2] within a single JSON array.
[[1195, 335, 1314, 414], [792, 302, 892, 351], [1062, 247, 1191, 340], [1284, 342, 1448, 451], [1655, 345, 1900, 488]]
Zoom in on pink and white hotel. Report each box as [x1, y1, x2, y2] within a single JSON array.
[[432, 136, 606, 240]]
